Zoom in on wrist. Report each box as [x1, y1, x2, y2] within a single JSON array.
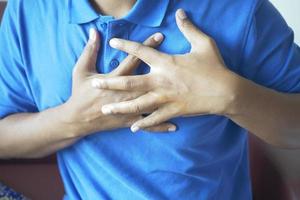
[[217, 70, 247, 116], [54, 101, 85, 139], [59, 100, 112, 137], [220, 70, 266, 117]]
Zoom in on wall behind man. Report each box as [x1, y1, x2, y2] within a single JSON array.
[[270, 0, 300, 45]]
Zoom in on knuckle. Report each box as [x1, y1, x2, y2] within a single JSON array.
[[150, 118, 160, 126], [123, 91, 139, 101], [108, 106, 118, 114], [147, 126, 162, 132], [99, 79, 108, 89], [143, 75, 152, 86], [147, 37, 158, 47], [132, 43, 143, 55], [96, 89, 104, 96], [149, 91, 165, 103], [181, 19, 189, 27], [123, 79, 134, 89], [127, 55, 139, 66], [163, 55, 176, 66], [141, 80, 150, 90], [137, 121, 148, 128], [132, 104, 141, 113], [171, 103, 182, 115], [182, 21, 194, 31], [153, 123, 164, 130], [144, 115, 160, 126], [125, 116, 138, 127], [169, 56, 177, 65]]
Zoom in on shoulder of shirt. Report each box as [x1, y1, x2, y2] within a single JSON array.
[[5, 0, 67, 19], [230, 0, 270, 71], [177, 0, 267, 72]]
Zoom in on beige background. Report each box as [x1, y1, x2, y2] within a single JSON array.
[[270, 0, 300, 45]]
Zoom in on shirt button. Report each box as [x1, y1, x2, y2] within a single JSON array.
[[110, 59, 120, 68], [101, 23, 107, 29]]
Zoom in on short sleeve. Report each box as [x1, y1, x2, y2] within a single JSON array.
[[0, 1, 38, 119], [240, 0, 300, 93]]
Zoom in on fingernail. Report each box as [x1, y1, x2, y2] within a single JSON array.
[[153, 33, 164, 42], [168, 126, 177, 132], [102, 106, 112, 115], [89, 28, 97, 42], [109, 38, 121, 48], [131, 126, 140, 133], [177, 9, 187, 20], [91, 79, 101, 88]]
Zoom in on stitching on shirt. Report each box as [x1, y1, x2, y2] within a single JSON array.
[[237, 0, 264, 73]]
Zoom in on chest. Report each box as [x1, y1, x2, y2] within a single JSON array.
[[26, 19, 193, 111]]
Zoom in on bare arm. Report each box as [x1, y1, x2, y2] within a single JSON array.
[[0, 30, 175, 159], [0, 105, 79, 159], [226, 75, 300, 148], [95, 9, 300, 148]]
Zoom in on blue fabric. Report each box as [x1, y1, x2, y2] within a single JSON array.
[[0, 182, 29, 200], [1, 0, 300, 199]]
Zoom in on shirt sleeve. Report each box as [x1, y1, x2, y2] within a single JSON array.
[[0, 1, 38, 119], [240, 0, 300, 93]]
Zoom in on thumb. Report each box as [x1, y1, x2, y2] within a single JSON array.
[[175, 9, 208, 51], [73, 28, 100, 80]]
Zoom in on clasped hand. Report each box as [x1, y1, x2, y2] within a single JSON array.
[[93, 9, 238, 132], [64, 27, 177, 136]]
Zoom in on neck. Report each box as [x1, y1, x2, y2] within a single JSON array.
[[91, 0, 137, 19]]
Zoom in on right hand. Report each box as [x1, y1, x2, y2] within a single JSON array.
[[63, 29, 176, 136]]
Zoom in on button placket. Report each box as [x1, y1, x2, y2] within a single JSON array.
[[92, 22, 106, 73], [110, 59, 120, 69], [105, 21, 130, 72], [100, 23, 107, 30]]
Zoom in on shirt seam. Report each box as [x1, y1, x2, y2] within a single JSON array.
[[237, 0, 264, 72]]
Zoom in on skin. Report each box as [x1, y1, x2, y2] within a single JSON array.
[[91, 0, 137, 19], [96, 9, 300, 149], [0, 26, 176, 159], [0, 0, 175, 159], [0, 0, 299, 159]]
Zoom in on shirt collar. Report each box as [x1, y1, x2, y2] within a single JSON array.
[[68, 0, 170, 27]]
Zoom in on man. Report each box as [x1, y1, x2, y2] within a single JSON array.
[[0, 0, 299, 199]]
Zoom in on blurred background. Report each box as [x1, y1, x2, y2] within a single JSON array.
[[270, 0, 300, 44]]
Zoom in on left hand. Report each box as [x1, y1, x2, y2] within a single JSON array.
[[94, 9, 238, 132]]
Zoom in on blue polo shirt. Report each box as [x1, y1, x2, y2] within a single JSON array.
[[1, 0, 300, 199]]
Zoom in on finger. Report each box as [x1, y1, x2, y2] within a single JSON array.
[[175, 9, 208, 49], [143, 122, 177, 133], [101, 93, 165, 115], [96, 89, 144, 102], [92, 75, 153, 91], [131, 104, 179, 132], [126, 116, 176, 133], [109, 37, 167, 66], [73, 28, 100, 79], [110, 33, 164, 76]]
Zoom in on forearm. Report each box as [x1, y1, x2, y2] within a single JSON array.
[[0, 104, 81, 159], [226, 74, 300, 148]]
